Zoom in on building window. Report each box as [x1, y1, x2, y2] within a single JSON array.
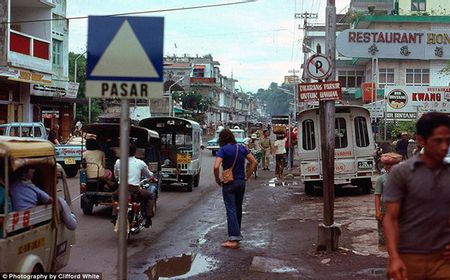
[[335, 118, 348, 149], [302, 119, 316, 150], [354, 117, 370, 147], [378, 68, 395, 89], [338, 70, 364, 88], [52, 39, 62, 67], [406, 69, 429, 86], [411, 0, 426, 11]]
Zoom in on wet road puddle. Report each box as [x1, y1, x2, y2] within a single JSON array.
[[145, 253, 218, 279], [357, 267, 386, 277], [250, 256, 301, 274]]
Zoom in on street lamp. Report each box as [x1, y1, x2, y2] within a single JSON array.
[[74, 50, 87, 121], [168, 77, 184, 117]]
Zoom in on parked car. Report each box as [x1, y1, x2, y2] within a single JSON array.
[[0, 122, 83, 177], [206, 128, 247, 156]]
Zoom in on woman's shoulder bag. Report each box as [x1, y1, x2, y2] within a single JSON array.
[[222, 145, 239, 184]]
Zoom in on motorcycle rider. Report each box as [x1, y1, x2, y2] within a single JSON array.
[[113, 142, 155, 227]]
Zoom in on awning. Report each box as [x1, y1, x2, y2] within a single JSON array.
[[30, 95, 88, 105]]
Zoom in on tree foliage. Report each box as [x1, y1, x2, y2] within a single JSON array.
[[69, 52, 103, 123], [255, 82, 291, 116], [172, 88, 215, 113]]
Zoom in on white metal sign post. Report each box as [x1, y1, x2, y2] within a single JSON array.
[[86, 16, 164, 280]]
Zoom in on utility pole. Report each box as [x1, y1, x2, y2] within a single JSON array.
[[295, 11, 317, 85], [317, 0, 340, 252]]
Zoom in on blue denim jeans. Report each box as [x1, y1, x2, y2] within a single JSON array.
[[222, 179, 246, 241]]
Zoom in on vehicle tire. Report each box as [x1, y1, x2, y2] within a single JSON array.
[[32, 264, 44, 273], [355, 179, 372, 195], [304, 182, 314, 196], [212, 150, 216, 156], [65, 165, 78, 178], [81, 197, 94, 215], [193, 173, 200, 187]]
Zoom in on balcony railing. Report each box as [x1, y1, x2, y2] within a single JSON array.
[[190, 77, 216, 84], [10, 30, 50, 60]]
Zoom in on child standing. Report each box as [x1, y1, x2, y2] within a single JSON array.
[[374, 152, 402, 246], [273, 134, 287, 180]]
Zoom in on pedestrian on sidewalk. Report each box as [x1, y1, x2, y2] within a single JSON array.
[[213, 129, 257, 249], [373, 152, 402, 247], [274, 133, 287, 180], [259, 130, 273, 171], [395, 132, 409, 160], [383, 112, 450, 280]]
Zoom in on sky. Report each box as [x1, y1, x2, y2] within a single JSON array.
[[67, 0, 351, 93]]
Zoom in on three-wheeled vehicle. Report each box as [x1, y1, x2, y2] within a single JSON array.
[[79, 123, 161, 215], [139, 117, 202, 192], [0, 137, 75, 272], [298, 105, 375, 195]]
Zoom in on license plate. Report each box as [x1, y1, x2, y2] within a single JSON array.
[[358, 161, 373, 170], [64, 158, 76, 165], [177, 153, 191, 164]]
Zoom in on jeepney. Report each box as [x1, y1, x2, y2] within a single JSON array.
[[139, 117, 202, 192], [0, 137, 75, 272], [298, 105, 375, 195]]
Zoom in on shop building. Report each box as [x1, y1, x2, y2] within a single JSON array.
[[0, 0, 78, 139]]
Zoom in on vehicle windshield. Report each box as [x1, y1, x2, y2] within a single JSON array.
[[161, 133, 192, 147]]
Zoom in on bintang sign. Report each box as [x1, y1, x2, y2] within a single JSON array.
[[298, 81, 342, 102], [336, 29, 450, 59]]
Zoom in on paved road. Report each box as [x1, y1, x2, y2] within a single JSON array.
[[61, 150, 218, 278]]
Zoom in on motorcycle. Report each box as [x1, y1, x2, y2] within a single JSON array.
[[373, 144, 383, 172], [113, 178, 158, 240]]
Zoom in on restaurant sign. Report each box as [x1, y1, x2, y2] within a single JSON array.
[[384, 86, 450, 119], [336, 29, 450, 59]]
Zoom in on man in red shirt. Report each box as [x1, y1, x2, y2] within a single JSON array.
[[285, 127, 298, 168]]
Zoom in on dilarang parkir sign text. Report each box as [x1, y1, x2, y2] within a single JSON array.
[[336, 29, 450, 60]]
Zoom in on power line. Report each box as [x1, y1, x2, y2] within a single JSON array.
[[2, 0, 257, 24]]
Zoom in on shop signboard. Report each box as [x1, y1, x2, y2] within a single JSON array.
[[30, 81, 79, 99], [337, 29, 450, 60], [384, 86, 450, 120], [1, 67, 52, 85]]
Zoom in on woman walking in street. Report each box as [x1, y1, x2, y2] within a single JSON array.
[[259, 130, 273, 171], [214, 129, 257, 249]]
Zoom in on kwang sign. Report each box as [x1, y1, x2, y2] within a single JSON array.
[[298, 81, 342, 102], [336, 29, 450, 59], [384, 86, 450, 119]]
